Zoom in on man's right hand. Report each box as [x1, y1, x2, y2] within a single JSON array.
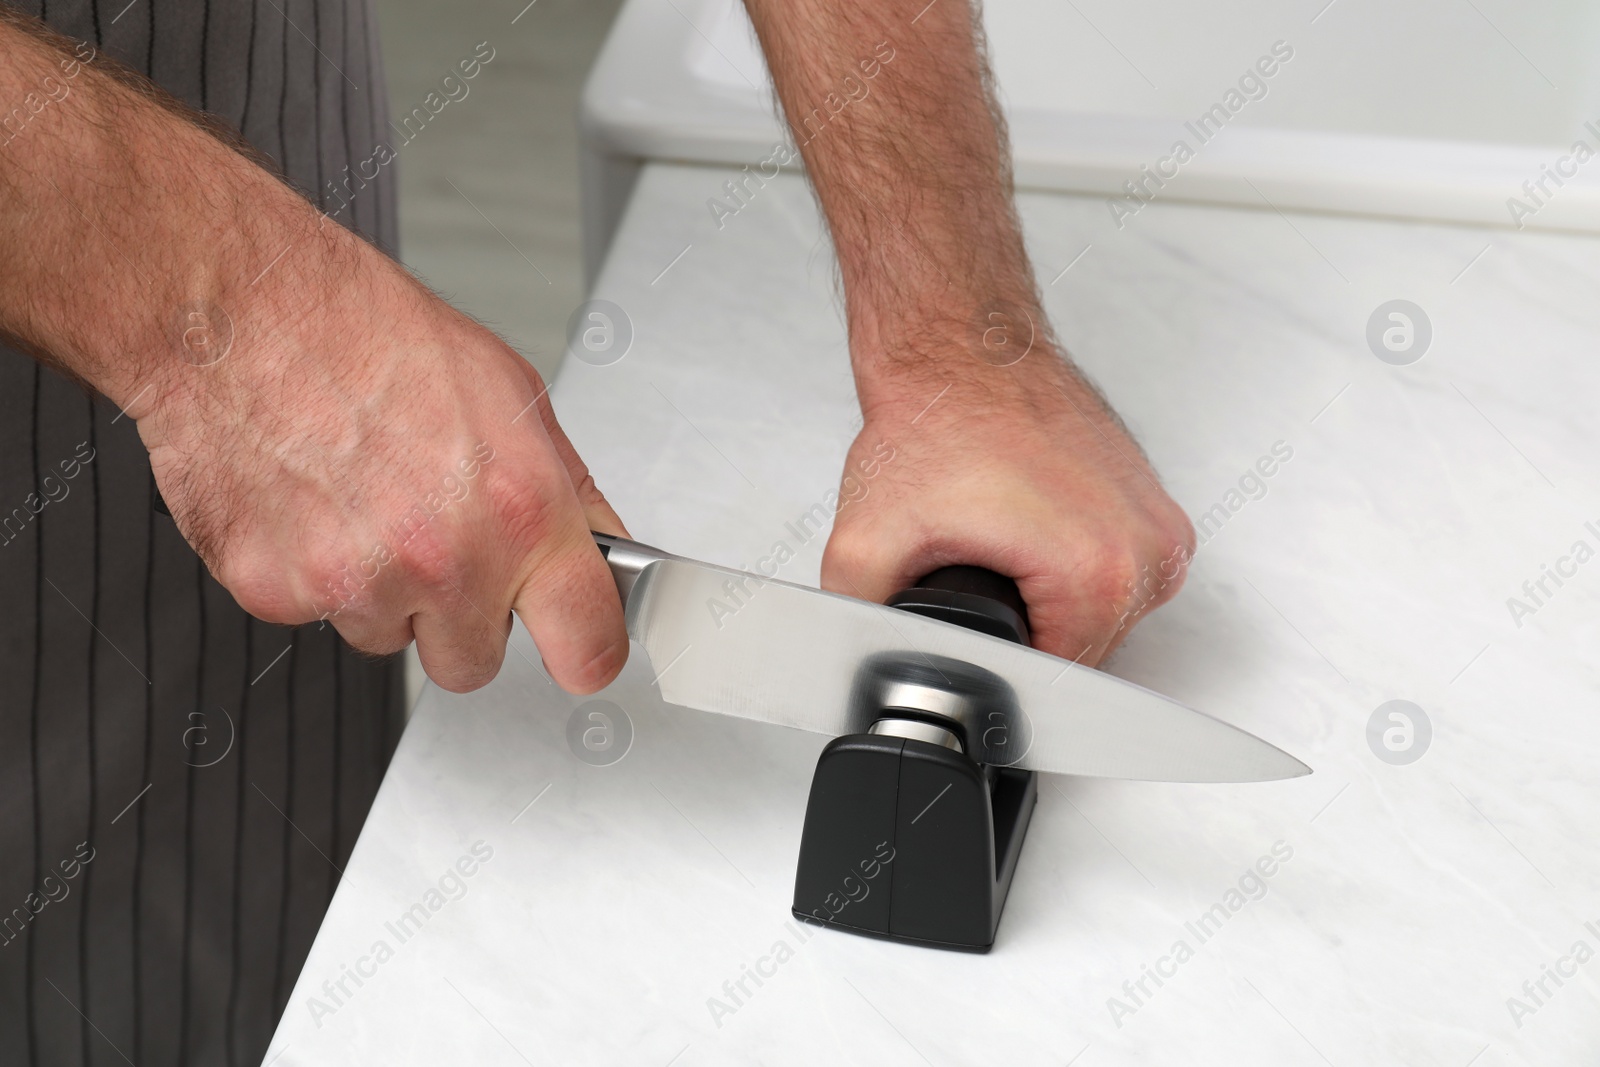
[[0, 9, 627, 695], [138, 232, 630, 695]]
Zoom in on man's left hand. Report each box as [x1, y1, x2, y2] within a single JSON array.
[[822, 350, 1194, 667]]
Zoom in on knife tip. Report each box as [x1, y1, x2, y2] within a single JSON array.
[[1280, 754, 1314, 779]]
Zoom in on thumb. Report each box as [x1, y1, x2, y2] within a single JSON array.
[[506, 366, 629, 693], [510, 506, 630, 695], [820, 519, 926, 606]]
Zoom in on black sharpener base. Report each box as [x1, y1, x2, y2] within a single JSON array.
[[791, 565, 1038, 953], [791, 733, 1036, 952]]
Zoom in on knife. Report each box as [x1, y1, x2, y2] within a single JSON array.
[[594, 533, 1310, 783]]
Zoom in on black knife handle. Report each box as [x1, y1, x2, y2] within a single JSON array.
[[886, 567, 1030, 646]]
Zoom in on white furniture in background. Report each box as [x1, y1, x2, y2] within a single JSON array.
[[581, 0, 1600, 277]]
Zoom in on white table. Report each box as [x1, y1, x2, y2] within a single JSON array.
[[266, 162, 1600, 1066]]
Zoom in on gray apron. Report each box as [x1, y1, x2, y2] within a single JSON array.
[[0, 1, 403, 1063]]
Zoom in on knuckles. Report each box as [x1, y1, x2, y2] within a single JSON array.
[[821, 488, 1196, 654], [388, 530, 469, 598], [211, 455, 578, 628], [214, 553, 310, 625], [1071, 520, 1193, 635], [481, 466, 565, 550]]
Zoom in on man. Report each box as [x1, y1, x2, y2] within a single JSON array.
[[0, 0, 1192, 1063]]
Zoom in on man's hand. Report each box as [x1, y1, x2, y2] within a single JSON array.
[[824, 356, 1194, 666], [139, 247, 630, 694], [0, 11, 627, 694], [744, 0, 1193, 660]]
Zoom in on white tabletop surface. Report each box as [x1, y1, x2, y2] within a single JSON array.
[[266, 162, 1600, 1065]]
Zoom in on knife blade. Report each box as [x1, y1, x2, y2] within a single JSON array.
[[596, 534, 1310, 783]]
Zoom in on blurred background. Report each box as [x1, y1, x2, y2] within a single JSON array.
[[373, 0, 622, 383]]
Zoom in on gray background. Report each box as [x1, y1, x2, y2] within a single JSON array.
[[375, 0, 622, 381]]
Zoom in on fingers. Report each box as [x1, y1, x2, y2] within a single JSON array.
[[823, 506, 1190, 669], [325, 611, 417, 658], [1016, 575, 1124, 668], [510, 512, 630, 694], [822, 520, 1098, 658], [333, 478, 627, 694], [288, 534, 509, 690], [396, 443, 627, 695], [828, 540, 1118, 667], [818, 529, 920, 607], [411, 599, 513, 693], [318, 403, 629, 694], [515, 374, 631, 691]]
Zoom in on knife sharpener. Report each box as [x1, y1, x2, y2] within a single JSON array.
[[791, 567, 1038, 952]]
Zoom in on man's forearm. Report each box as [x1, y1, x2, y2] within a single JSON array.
[[0, 10, 368, 416], [742, 0, 1049, 415]]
